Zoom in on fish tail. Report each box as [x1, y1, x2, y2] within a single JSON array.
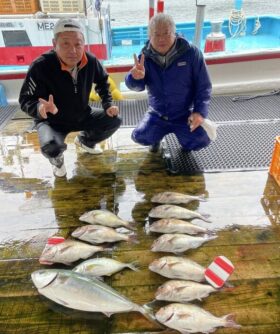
[[201, 214, 212, 223], [198, 194, 208, 201], [223, 314, 241, 329], [127, 221, 138, 231], [127, 261, 140, 271], [128, 234, 139, 244], [139, 304, 163, 328]]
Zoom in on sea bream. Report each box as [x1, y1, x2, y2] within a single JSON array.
[[151, 234, 217, 254], [149, 204, 211, 223], [31, 269, 158, 326], [79, 209, 135, 230], [148, 218, 208, 235], [39, 239, 110, 265], [71, 225, 137, 244], [151, 191, 206, 204], [73, 258, 139, 277], [149, 256, 205, 282], [155, 303, 241, 333], [155, 280, 218, 303]]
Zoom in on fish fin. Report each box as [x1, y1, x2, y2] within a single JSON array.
[[103, 312, 113, 317], [139, 304, 164, 328], [222, 314, 241, 329], [39, 260, 53, 265]]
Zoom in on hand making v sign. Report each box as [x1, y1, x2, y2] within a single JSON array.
[[38, 94, 58, 119], [131, 53, 145, 80]]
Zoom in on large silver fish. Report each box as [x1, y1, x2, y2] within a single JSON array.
[[149, 204, 211, 223], [71, 225, 137, 244], [155, 280, 217, 303], [151, 192, 206, 204], [39, 239, 110, 265], [148, 218, 208, 235], [73, 257, 139, 277], [79, 209, 135, 230], [149, 256, 205, 282], [155, 303, 241, 333], [31, 269, 158, 325], [151, 234, 217, 254]]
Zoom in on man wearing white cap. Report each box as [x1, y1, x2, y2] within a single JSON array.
[[19, 18, 121, 177]]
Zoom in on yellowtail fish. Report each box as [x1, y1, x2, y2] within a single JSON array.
[[151, 191, 207, 204], [73, 257, 139, 277], [79, 209, 136, 230], [148, 218, 208, 235], [39, 239, 110, 265], [72, 225, 137, 244], [149, 204, 211, 223], [149, 256, 205, 282], [155, 280, 218, 303], [155, 303, 241, 334], [151, 234, 217, 253], [31, 269, 159, 326]]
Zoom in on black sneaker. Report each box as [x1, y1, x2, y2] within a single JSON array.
[[149, 142, 160, 153]]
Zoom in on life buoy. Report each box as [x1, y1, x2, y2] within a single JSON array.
[[89, 76, 124, 101]]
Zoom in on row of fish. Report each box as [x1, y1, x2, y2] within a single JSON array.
[[39, 209, 137, 265], [147, 193, 240, 333]]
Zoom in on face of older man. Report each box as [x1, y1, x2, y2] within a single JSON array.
[[53, 31, 84, 68], [150, 23, 176, 55]]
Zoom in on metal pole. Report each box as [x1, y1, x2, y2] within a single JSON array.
[[149, 0, 155, 20], [193, 4, 206, 49]]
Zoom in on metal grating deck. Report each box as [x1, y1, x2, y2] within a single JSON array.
[[0, 105, 19, 130], [91, 99, 148, 127], [163, 121, 280, 174]]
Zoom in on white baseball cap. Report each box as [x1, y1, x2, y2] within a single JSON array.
[[53, 18, 83, 36]]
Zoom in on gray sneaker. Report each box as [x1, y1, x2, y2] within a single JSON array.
[[74, 136, 103, 154], [49, 154, 66, 177]]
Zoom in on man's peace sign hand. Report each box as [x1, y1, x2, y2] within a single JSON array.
[[38, 95, 58, 119], [130, 53, 145, 80]]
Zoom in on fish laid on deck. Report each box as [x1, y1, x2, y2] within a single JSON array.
[[73, 258, 139, 277], [39, 239, 110, 265], [79, 209, 136, 230], [148, 218, 208, 235], [151, 234, 217, 253], [149, 256, 205, 282], [155, 280, 218, 303], [155, 303, 241, 334], [151, 191, 207, 204], [31, 269, 158, 326], [149, 204, 211, 223], [72, 224, 137, 244]]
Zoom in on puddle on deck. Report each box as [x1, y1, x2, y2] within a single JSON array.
[[0, 118, 280, 334]]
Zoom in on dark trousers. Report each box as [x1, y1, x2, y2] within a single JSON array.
[[36, 108, 122, 159]]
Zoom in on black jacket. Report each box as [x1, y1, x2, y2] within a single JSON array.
[[19, 50, 112, 125]]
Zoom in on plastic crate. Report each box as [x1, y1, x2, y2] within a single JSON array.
[[40, 0, 84, 13], [0, 0, 40, 14], [269, 136, 280, 187]]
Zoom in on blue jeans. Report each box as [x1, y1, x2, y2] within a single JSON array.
[[131, 112, 210, 151]]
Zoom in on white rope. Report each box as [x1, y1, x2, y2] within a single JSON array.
[[252, 16, 261, 35], [229, 9, 246, 38]]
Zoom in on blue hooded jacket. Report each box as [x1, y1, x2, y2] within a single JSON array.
[[125, 36, 212, 121]]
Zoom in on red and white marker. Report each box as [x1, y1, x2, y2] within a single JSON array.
[[47, 236, 65, 245], [204, 256, 235, 288]]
